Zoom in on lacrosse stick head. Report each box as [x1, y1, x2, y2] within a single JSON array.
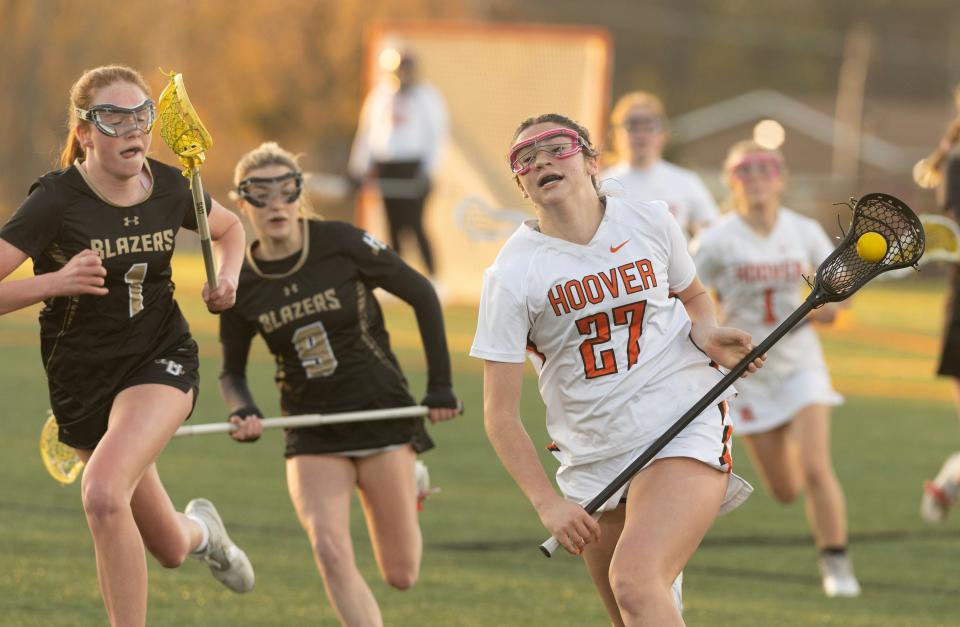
[[40, 412, 84, 485], [812, 192, 924, 304], [918, 214, 960, 263], [157, 71, 212, 172]]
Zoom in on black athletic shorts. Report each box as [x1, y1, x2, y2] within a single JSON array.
[[283, 388, 434, 458], [938, 266, 960, 377], [51, 334, 200, 449]]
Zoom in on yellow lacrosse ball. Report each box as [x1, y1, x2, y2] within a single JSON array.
[[856, 231, 887, 262]]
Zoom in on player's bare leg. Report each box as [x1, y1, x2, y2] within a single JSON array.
[[741, 425, 802, 504], [610, 458, 726, 626], [356, 445, 422, 589], [78, 384, 195, 627], [287, 454, 382, 627], [791, 404, 847, 548], [581, 505, 626, 625], [130, 463, 202, 566]]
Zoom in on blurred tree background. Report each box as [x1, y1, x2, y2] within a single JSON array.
[[2, 0, 959, 218]]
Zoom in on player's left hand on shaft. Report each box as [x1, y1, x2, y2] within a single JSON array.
[[695, 326, 766, 375], [202, 275, 237, 313], [421, 387, 461, 423], [229, 414, 263, 442]]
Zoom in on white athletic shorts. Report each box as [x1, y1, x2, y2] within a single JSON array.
[[731, 365, 843, 436], [554, 401, 753, 515]]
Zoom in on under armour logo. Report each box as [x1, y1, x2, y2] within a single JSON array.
[[155, 358, 184, 376], [123, 216, 140, 227], [362, 231, 388, 254], [283, 283, 300, 297]]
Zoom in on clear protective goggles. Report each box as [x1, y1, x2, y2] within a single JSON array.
[[75, 99, 156, 137], [508, 128, 584, 175], [729, 155, 782, 180], [237, 171, 304, 208]]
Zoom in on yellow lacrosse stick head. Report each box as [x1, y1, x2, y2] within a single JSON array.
[[40, 412, 84, 485], [157, 70, 213, 173]]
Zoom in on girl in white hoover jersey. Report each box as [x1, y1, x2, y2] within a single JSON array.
[[600, 91, 719, 247], [695, 140, 861, 598], [471, 113, 762, 627]]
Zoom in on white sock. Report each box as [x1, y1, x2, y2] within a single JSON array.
[[187, 514, 210, 554]]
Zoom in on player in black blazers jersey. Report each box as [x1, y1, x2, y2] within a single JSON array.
[[0, 65, 253, 626], [220, 142, 459, 626]]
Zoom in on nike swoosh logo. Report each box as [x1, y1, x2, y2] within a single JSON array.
[[610, 240, 629, 253]]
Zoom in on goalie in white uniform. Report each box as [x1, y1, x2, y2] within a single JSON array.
[[695, 140, 861, 598], [471, 114, 762, 626]]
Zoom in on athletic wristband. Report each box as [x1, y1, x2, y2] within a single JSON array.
[[420, 388, 459, 410], [227, 405, 263, 421]]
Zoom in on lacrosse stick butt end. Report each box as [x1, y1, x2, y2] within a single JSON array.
[[540, 537, 560, 557]]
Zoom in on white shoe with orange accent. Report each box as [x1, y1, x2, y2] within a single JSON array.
[[921, 452, 960, 524]]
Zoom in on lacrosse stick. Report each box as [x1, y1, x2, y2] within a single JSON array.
[[540, 192, 925, 557], [917, 214, 960, 263], [157, 70, 217, 289], [40, 405, 431, 485], [454, 196, 531, 241], [875, 213, 958, 281]]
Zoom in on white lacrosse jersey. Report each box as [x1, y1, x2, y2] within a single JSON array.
[[695, 208, 835, 378], [471, 197, 729, 466], [600, 160, 719, 238]]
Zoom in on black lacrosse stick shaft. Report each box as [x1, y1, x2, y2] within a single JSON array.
[[540, 300, 817, 555], [577, 299, 816, 518], [540, 192, 925, 557]]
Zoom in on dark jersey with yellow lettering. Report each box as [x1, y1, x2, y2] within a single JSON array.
[[1, 158, 208, 366], [0, 159, 209, 438], [219, 219, 453, 456]]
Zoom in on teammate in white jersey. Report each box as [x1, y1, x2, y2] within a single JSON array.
[[695, 140, 861, 598], [471, 114, 763, 626], [600, 92, 719, 249]]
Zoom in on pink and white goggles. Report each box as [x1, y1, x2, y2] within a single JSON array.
[[508, 128, 584, 175], [729, 154, 782, 180]]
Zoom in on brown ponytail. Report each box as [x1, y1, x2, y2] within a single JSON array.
[[59, 65, 151, 168]]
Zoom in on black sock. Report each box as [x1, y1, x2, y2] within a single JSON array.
[[821, 546, 847, 556]]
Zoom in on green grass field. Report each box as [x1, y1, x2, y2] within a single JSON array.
[[1, 256, 959, 626]]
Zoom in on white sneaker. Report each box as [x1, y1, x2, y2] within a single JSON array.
[[414, 459, 441, 510], [671, 571, 683, 614], [186, 498, 255, 593], [819, 553, 861, 598], [921, 452, 960, 524]]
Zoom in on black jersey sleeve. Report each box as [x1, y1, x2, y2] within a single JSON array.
[[387, 264, 454, 396], [342, 223, 453, 395], [218, 305, 261, 412], [344, 225, 406, 284], [0, 179, 65, 259]]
